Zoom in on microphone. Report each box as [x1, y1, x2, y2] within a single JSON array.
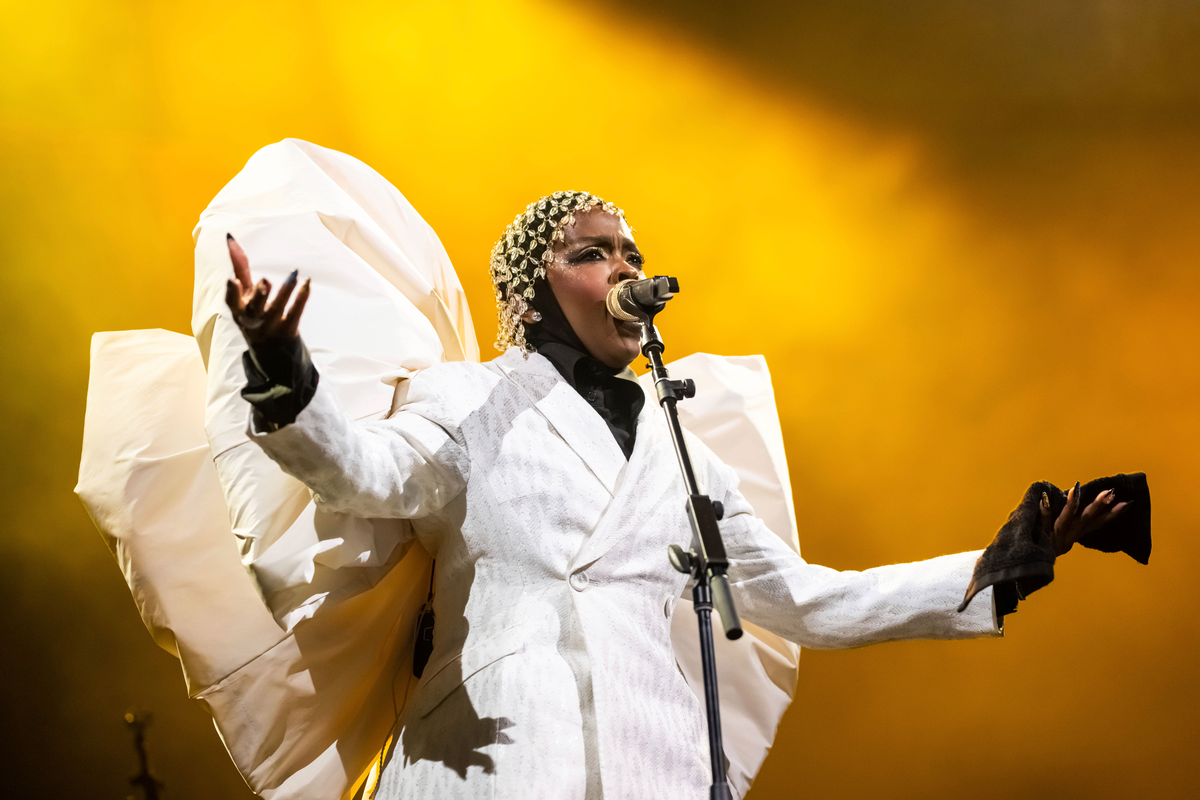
[[606, 276, 680, 322]]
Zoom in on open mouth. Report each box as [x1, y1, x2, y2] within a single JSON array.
[[614, 318, 642, 336]]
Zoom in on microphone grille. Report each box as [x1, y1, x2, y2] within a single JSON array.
[[606, 280, 641, 322]]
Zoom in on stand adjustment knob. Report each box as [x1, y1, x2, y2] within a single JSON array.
[[668, 544, 694, 575], [712, 501, 724, 520], [664, 378, 696, 401]]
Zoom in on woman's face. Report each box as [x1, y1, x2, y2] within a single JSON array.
[[541, 208, 645, 369]]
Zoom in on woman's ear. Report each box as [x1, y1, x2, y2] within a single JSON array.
[[521, 306, 543, 324]]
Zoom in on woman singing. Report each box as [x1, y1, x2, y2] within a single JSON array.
[[223, 190, 1126, 800]]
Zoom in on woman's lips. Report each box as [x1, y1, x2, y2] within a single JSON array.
[[615, 318, 641, 336]]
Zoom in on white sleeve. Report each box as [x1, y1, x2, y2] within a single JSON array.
[[248, 377, 469, 520], [717, 477, 1000, 649]]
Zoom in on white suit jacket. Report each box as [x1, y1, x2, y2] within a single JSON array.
[[250, 346, 1000, 800]]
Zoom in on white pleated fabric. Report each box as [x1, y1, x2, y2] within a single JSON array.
[[192, 139, 477, 631], [75, 140, 994, 800]]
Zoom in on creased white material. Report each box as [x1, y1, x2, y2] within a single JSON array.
[[76, 330, 286, 693], [76, 140, 996, 800], [192, 138, 477, 628], [76, 328, 435, 800]]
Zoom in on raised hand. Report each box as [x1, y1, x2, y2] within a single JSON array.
[[224, 233, 311, 345], [1042, 483, 1129, 557]]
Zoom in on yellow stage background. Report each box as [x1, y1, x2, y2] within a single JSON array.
[[2, 1, 1197, 797]]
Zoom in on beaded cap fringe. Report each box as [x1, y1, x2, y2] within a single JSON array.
[[489, 190, 626, 354]]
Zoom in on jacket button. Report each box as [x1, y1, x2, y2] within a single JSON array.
[[569, 571, 590, 591]]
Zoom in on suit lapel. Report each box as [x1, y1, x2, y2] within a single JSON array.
[[494, 349, 627, 497], [571, 389, 684, 569]]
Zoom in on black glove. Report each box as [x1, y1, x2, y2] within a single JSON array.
[[958, 472, 1151, 613]]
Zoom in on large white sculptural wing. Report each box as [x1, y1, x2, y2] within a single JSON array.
[[76, 140, 799, 800], [192, 139, 477, 628]]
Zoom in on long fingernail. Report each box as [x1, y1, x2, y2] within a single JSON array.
[[1073, 481, 1081, 496], [227, 232, 234, 242], [287, 269, 298, 283]]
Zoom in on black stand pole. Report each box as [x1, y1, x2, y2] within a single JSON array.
[[639, 319, 743, 800], [125, 710, 163, 800]]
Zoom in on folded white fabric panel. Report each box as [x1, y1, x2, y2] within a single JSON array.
[[192, 139, 477, 628]]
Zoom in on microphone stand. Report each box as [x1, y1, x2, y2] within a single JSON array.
[[634, 294, 743, 800], [125, 710, 163, 800]]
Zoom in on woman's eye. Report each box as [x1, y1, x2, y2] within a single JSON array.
[[627, 253, 645, 267], [569, 248, 605, 264]]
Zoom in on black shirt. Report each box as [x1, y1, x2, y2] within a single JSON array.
[[535, 342, 646, 459]]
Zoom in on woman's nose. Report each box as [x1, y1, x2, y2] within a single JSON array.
[[614, 259, 642, 283]]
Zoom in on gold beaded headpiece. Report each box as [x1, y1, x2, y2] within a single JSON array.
[[489, 190, 626, 353]]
